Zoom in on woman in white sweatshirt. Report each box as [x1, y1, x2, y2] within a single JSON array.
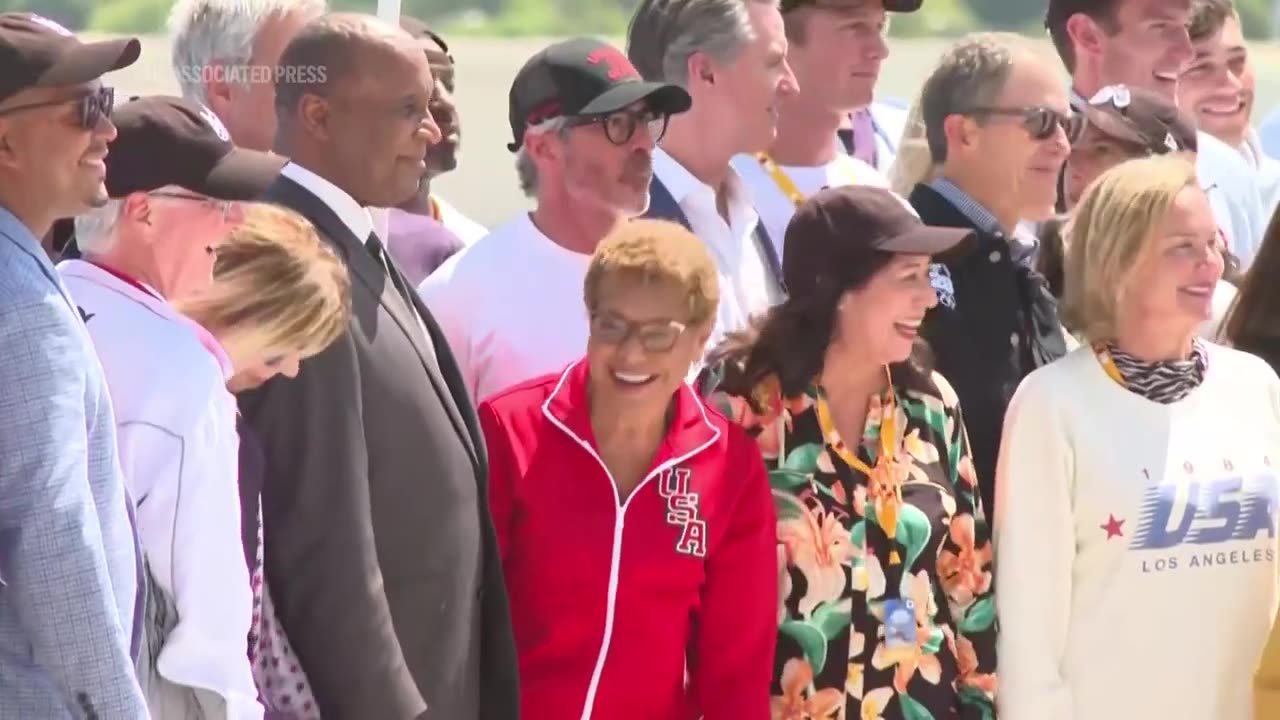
[[994, 154, 1280, 720]]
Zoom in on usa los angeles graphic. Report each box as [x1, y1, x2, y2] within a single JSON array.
[[1118, 469, 1279, 574]]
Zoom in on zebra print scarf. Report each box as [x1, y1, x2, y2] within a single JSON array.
[[1105, 339, 1208, 404]]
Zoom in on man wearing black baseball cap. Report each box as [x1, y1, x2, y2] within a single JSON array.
[[0, 12, 150, 719], [421, 36, 692, 401], [57, 93, 285, 716]]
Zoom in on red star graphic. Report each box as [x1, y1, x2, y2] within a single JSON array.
[[1102, 514, 1125, 540]]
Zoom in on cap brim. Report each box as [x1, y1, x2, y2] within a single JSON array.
[[579, 81, 692, 117], [196, 148, 287, 201], [877, 224, 976, 258], [884, 0, 922, 10], [1078, 105, 1148, 148], [38, 37, 141, 87]]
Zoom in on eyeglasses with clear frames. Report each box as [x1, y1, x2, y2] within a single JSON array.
[[149, 190, 234, 219]]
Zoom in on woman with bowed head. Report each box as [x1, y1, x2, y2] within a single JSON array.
[[995, 154, 1280, 720], [703, 186, 997, 719], [175, 202, 351, 717], [475, 219, 777, 719]]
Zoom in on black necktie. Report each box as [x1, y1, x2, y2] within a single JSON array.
[[367, 232, 410, 304]]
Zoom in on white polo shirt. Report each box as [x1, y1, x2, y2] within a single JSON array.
[[418, 213, 591, 402], [731, 151, 890, 261], [58, 259, 260, 718]]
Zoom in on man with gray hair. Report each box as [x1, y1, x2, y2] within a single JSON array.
[[169, 0, 324, 151], [420, 36, 690, 402], [909, 33, 1072, 517], [626, 0, 797, 336]]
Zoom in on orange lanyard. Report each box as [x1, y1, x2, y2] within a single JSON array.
[[755, 152, 867, 208], [1093, 343, 1126, 387], [814, 365, 904, 564], [428, 195, 442, 222]]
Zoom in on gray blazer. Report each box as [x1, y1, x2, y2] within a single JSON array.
[[0, 206, 147, 717], [238, 176, 518, 719]]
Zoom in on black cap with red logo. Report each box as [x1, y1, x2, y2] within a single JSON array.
[[506, 37, 691, 152]]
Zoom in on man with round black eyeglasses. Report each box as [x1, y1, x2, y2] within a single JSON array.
[[419, 36, 692, 403], [0, 11, 150, 717]]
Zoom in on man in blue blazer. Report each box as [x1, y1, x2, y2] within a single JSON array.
[[0, 13, 148, 717]]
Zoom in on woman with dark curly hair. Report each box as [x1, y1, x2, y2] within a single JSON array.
[[703, 186, 997, 719]]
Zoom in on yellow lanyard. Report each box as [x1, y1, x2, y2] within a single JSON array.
[[814, 365, 904, 564], [428, 195, 442, 222], [755, 152, 866, 208], [1093, 343, 1126, 387]]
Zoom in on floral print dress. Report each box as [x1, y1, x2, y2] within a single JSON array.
[[707, 369, 997, 719]]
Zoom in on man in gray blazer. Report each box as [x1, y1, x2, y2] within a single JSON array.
[[0, 13, 148, 718], [236, 14, 518, 719]]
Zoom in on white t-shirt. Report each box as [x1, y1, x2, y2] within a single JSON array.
[[994, 344, 1280, 720], [1196, 131, 1268, 269], [731, 152, 890, 261], [418, 213, 591, 402], [58, 259, 260, 718]]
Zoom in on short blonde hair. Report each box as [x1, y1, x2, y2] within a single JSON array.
[[1062, 153, 1200, 342], [177, 202, 351, 359], [584, 219, 720, 327]]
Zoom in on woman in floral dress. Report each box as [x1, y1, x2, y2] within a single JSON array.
[[703, 186, 998, 719]]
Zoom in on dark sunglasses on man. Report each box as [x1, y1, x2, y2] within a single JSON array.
[[0, 85, 113, 129], [566, 106, 671, 147], [963, 104, 1082, 143]]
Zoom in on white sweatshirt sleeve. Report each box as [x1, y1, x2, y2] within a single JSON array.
[[126, 378, 261, 717], [993, 371, 1076, 720]]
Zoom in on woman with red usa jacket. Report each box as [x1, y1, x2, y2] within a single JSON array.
[[476, 219, 777, 720]]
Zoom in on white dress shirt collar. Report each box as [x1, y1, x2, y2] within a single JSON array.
[[280, 162, 374, 242]]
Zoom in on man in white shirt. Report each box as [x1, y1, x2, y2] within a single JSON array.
[[626, 0, 798, 339], [1179, 0, 1280, 226], [734, 0, 914, 258], [63, 95, 283, 718], [1045, 0, 1269, 268], [420, 36, 690, 402]]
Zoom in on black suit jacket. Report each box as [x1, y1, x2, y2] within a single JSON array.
[[910, 183, 1066, 518], [238, 175, 518, 719]]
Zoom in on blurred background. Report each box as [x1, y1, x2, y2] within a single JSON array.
[[15, 0, 1280, 225]]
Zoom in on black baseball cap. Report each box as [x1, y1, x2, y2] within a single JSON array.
[[782, 0, 923, 12], [105, 95, 285, 200], [507, 37, 691, 151], [0, 13, 140, 104], [784, 186, 974, 293], [1077, 85, 1198, 155]]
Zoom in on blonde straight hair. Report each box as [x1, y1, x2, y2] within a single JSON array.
[[1061, 153, 1200, 343], [176, 202, 351, 361]]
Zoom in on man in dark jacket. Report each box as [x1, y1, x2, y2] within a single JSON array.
[[910, 34, 1072, 516], [236, 14, 518, 719]]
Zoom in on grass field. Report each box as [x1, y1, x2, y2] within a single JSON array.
[[97, 34, 1280, 227]]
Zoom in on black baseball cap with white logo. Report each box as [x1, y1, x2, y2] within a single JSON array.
[[0, 13, 140, 103], [507, 37, 691, 151], [105, 95, 285, 200]]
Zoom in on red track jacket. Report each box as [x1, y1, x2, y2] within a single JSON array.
[[478, 359, 777, 720]]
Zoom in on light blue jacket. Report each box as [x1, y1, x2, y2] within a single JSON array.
[[0, 205, 148, 718]]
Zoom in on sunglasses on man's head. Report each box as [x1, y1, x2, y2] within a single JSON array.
[[0, 86, 114, 130], [964, 105, 1082, 143]]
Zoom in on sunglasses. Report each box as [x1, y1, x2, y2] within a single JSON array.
[[590, 313, 687, 352], [566, 107, 671, 146], [965, 105, 1082, 143], [0, 86, 114, 130]]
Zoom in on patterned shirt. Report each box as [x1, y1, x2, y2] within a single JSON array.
[[706, 367, 998, 719]]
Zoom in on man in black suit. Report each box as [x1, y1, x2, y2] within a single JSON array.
[[235, 13, 518, 719]]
